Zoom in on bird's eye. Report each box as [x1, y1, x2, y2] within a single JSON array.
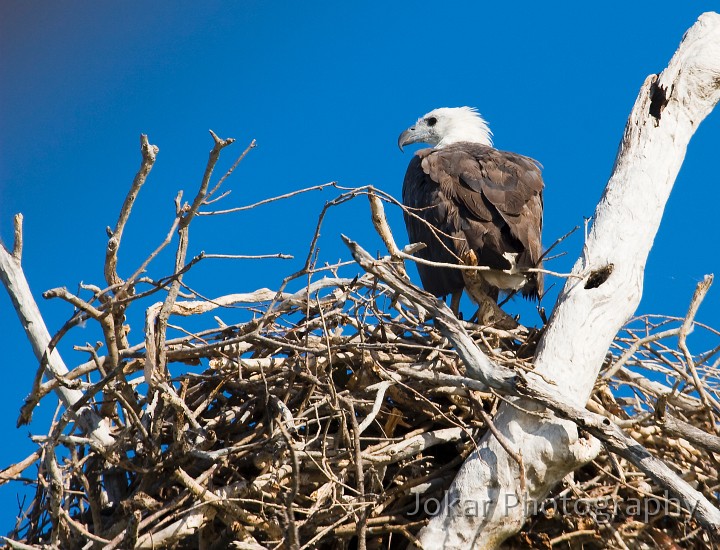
[[426, 117, 437, 127]]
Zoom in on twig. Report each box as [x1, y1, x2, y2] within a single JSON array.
[[12, 213, 23, 261], [549, 529, 600, 546], [655, 401, 720, 453], [369, 190, 401, 258], [200, 181, 337, 215], [105, 134, 159, 288], [676, 275, 720, 431], [204, 138, 257, 202], [357, 381, 392, 434], [203, 253, 293, 260], [340, 396, 368, 550]]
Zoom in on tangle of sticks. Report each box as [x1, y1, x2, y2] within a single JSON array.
[[1, 134, 718, 549]]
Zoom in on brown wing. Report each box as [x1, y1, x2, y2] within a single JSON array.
[[402, 151, 466, 298], [419, 143, 544, 298]]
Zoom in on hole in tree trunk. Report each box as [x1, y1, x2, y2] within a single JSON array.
[[585, 264, 614, 289], [649, 78, 668, 122]]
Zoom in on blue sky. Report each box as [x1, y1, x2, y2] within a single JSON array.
[[1, 2, 719, 533]]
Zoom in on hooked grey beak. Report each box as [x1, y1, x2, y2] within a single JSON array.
[[398, 127, 416, 152]]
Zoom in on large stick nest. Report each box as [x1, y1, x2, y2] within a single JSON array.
[[2, 135, 719, 549]]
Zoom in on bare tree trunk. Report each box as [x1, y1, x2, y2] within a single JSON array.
[[417, 12, 720, 548]]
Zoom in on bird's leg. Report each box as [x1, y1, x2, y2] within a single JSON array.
[[450, 292, 462, 318], [461, 250, 519, 330]]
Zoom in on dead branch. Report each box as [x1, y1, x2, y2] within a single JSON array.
[[0, 221, 114, 448], [105, 134, 159, 289]]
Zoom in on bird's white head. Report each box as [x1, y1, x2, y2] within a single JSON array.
[[398, 106, 493, 150]]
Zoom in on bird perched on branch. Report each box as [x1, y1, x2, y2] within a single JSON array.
[[398, 107, 544, 324]]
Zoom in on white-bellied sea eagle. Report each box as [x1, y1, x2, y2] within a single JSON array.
[[398, 107, 544, 320]]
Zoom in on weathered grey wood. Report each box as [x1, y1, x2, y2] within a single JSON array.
[[0, 216, 114, 447]]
